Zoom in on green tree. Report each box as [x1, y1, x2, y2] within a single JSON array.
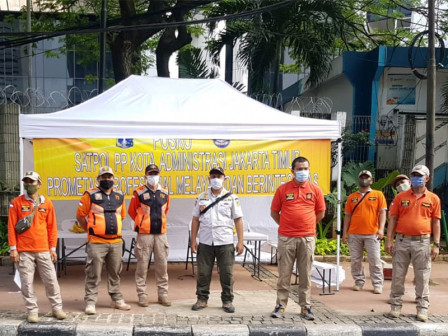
[[30, 0, 215, 82], [205, 0, 424, 95]]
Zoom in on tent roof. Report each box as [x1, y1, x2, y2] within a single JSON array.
[[19, 75, 340, 140]]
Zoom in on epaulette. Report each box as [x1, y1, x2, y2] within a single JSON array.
[[159, 186, 169, 195], [86, 188, 100, 195], [135, 185, 147, 196]]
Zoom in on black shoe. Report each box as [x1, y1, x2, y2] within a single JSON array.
[[222, 301, 235, 313], [300, 306, 315, 321], [191, 300, 207, 311]]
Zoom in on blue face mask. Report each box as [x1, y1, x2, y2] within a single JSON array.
[[410, 176, 425, 187], [295, 170, 309, 182]]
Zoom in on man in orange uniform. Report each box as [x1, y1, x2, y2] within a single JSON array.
[[392, 174, 411, 193], [270, 156, 325, 321], [342, 170, 387, 294], [8, 171, 66, 323], [386, 164, 441, 322], [76, 166, 131, 315], [128, 164, 171, 307]]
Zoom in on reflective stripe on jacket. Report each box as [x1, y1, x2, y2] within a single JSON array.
[[87, 188, 124, 239], [133, 185, 169, 234]]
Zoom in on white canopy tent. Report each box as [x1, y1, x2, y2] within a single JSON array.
[[19, 76, 343, 282]]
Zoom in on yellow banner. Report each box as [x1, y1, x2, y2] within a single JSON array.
[[34, 138, 331, 200]]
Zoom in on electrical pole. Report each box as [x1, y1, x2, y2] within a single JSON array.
[[98, 0, 107, 94], [426, 0, 436, 190], [26, 0, 33, 113]]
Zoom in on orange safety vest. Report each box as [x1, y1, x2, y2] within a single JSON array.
[[87, 188, 124, 240], [133, 185, 169, 234]]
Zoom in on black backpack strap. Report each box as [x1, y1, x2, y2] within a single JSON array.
[[351, 190, 371, 215], [200, 192, 232, 215]]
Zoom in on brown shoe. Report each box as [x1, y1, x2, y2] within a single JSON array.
[[52, 310, 67, 320], [138, 296, 149, 307], [111, 299, 131, 311], [191, 300, 207, 311], [27, 312, 39, 323], [158, 296, 171, 307]]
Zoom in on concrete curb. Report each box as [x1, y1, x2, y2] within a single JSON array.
[[2, 318, 448, 335], [306, 324, 362, 336], [360, 323, 418, 336]]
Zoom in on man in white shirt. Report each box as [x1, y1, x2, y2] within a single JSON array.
[[190, 167, 244, 313]]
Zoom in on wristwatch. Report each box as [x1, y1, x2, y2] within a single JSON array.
[[434, 242, 440, 248]]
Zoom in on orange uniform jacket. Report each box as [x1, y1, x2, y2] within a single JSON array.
[[128, 184, 170, 234], [76, 188, 126, 244], [345, 189, 387, 235], [389, 188, 441, 235], [8, 194, 57, 252], [271, 180, 326, 237]]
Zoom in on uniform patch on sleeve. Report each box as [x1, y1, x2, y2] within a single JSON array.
[[235, 199, 241, 207], [286, 193, 294, 200], [9, 203, 14, 207], [401, 200, 410, 207], [79, 202, 83, 207], [94, 193, 102, 200]]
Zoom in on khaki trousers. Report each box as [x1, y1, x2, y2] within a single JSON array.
[[18, 251, 63, 313], [348, 234, 383, 288], [135, 233, 169, 299], [276, 235, 315, 308], [84, 241, 124, 304], [390, 236, 431, 312]]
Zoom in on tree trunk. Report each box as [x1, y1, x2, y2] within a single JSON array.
[[110, 37, 136, 83], [156, 26, 192, 77]]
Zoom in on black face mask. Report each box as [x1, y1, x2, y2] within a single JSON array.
[[99, 180, 114, 190]]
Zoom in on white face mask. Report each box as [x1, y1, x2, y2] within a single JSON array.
[[210, 177, 223, 190], [396, 180, 411, 193], [146, 175, 160, 186]]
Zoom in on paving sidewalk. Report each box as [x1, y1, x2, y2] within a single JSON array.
[[0, 260, 447, 335]]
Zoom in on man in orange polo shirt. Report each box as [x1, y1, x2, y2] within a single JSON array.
[[386, 164, 441, 322], [8, 171, 66, 323], [76, 166, 131, 315], [270, 156, 325, 321], [342, 170, 387, 294]]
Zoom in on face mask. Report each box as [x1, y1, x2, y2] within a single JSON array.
[[24, 184, 38, 195], [99, 180, 114, 190], [146, 175, 160, 186], [396, 181, 411, 193], [210, 177, 223, 190], [358, 179, 371, 187], [295, 170, 309, 182], [410, 176, 425, 187]]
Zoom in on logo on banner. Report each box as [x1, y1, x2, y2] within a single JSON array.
[[116, 139, 134, 149], [213, 139, 230, 148]]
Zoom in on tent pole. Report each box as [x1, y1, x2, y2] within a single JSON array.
[[20, 137, 24, 194], [335, 137, 342, 291]]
